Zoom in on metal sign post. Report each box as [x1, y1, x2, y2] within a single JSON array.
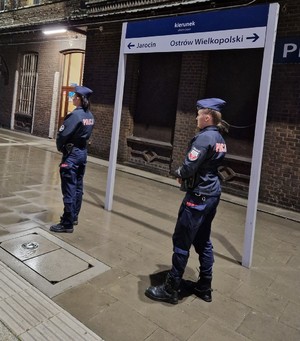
[[105, 23, 127, 211], [242, 4, 279, 267], [104, 3, 280, 268]]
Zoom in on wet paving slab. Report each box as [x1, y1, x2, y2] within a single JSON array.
[[12, 204, 47, 215], [0, 196, 30, 206], [14, 190, 43, 199], [0, 134, 110, 299], [0, 207, 13, 214], [0, 214, 30, 226]]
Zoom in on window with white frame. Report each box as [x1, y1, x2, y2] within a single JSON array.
[[0, 0, 7, 10], [18, 53, 38, 116], [0, 0, 20, 10], [0, 1, 42, 10]]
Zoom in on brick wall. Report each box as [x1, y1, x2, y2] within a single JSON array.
[[171, 52, 209, 174], [260, 62, 300, 211], [83, 23, 131, 160], [276, 0, 300, 36], [258, 0, 300, 211], [0, 1, 77, 31], [0, 48, 18, 129], [0, 32, 86, 136], [34, 40, 61, 136]]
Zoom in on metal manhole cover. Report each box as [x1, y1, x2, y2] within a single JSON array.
[[0, 228, 110, 298], [22, 241, 39, 250]]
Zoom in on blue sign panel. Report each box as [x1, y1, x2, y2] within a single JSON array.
[[274, 37, 300, 64], [124, 4, 270, 54], [126, 4, 269, 38]]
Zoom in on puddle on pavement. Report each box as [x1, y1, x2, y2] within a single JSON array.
[[13, 204, 47, 215], [0, 214, 29, 225], [0, 207, 13, 214], [0, 196, 29, 206]]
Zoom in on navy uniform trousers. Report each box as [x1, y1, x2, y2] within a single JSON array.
[[170, 192, 220, 280], [60, 147, 87, 227]]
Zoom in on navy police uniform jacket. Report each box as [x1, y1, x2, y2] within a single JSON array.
[[175, 126, 227, 196], [56, 106, 94, 152]]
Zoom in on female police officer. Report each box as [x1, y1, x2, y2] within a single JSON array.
[[50, 86, 94, 233], [145, 98, 228, 304]]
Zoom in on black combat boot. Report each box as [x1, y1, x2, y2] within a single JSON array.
[[50, 223, 73, 233], [194, 275, 212, 302], [145, 273, 180, 304]]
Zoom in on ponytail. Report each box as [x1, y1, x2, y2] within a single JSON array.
[[209, 109, 229, 134], [76, 93, 90, 111], [217, 119, 230, 134], [81, 96, 90, 111]]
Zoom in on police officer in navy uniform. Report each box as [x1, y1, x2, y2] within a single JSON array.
[[145, 98, 228, 304], [50, 86, 95, 233]]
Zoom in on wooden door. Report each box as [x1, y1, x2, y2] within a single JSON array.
[[58, 51, 84, 128]]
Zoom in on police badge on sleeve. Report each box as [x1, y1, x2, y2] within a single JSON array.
[[59, 125, 65, 132], [188, 147, 200, 161]]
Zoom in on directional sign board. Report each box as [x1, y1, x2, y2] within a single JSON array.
[[124, 5, 270, 53], [105, 3, 279, 269]]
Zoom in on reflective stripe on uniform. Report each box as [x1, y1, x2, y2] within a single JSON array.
[[174, 246, 189, 256]]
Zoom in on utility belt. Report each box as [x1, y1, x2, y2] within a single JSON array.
[[180, 175, 197, 192], [66, 142, 87, 150], [192, 192, 206, 201], [63, 142, 86, 155]]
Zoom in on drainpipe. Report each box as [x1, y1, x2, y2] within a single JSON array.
[[10, 70, 19, 130], [31, 73, 39, 134], [49, 71, 60, 138]]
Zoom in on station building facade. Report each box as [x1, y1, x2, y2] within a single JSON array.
[[0, 0, 299, 212]]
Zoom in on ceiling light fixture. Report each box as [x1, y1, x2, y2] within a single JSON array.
[[43, 28, 67, 35]]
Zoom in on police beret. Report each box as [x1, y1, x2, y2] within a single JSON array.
[[196, 98, 226, 112], [75, 85, 93, 98]]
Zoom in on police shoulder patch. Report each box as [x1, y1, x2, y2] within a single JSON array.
[[188, 148, 200, 161], [59, 125, 65, 132]]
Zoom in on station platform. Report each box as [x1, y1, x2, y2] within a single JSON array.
[[0, 128, 299, 341]]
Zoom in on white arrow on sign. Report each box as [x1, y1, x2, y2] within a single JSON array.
[[124, 27, 266, 54]]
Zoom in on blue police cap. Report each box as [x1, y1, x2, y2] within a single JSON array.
[[75, 86, 93, 98], [196, 98, 226, 112]]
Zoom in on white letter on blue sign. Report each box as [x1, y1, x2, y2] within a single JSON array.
[[283, 43, 298, 58]]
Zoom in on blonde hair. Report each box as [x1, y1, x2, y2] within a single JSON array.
[[206, 109, 229, 134]]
